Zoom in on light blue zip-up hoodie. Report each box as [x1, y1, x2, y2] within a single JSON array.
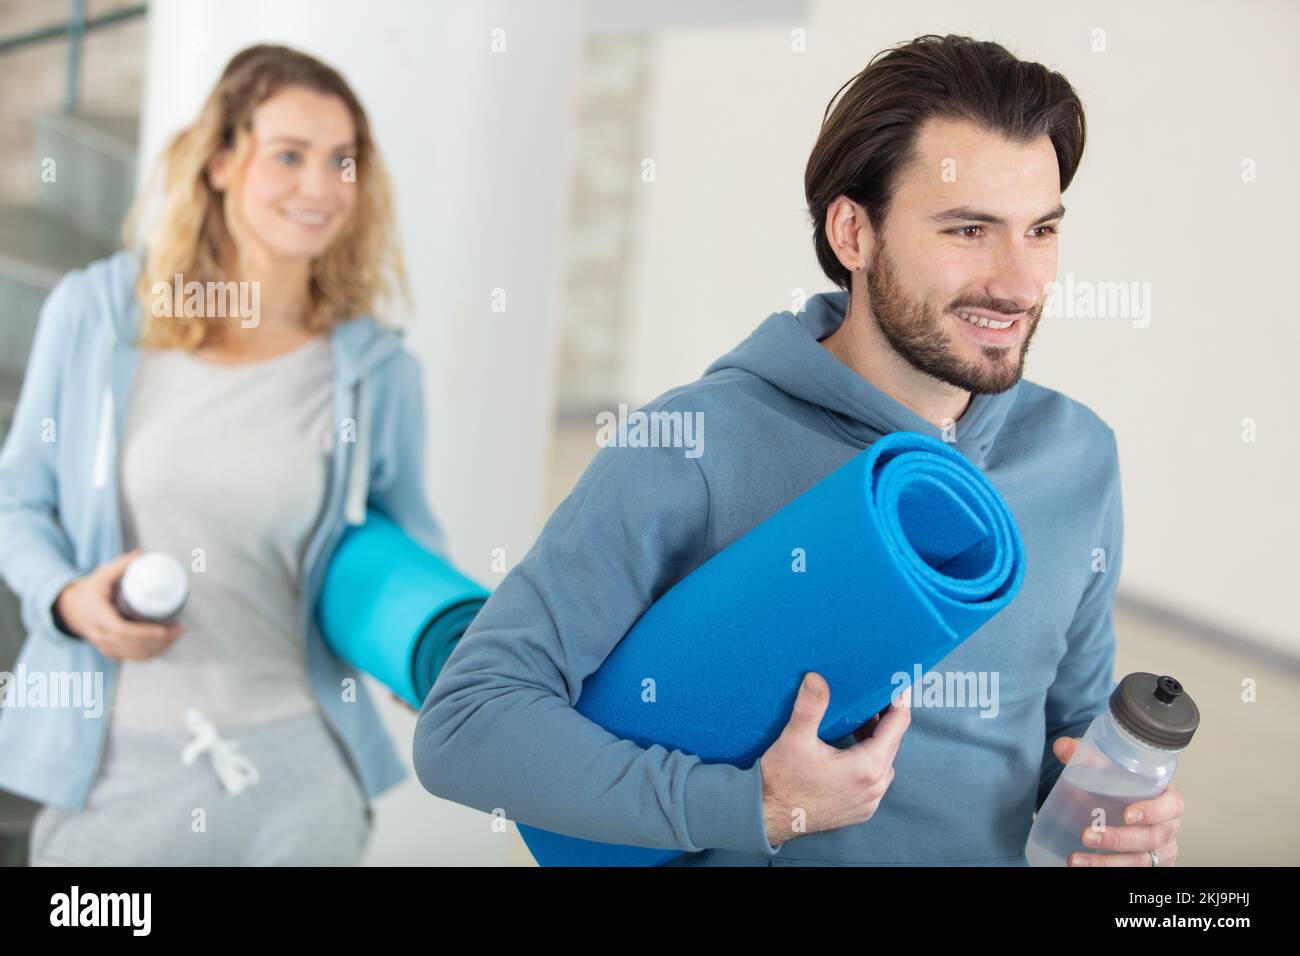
[[414, 291, 1122, 866], [0, 250, 447, 810]]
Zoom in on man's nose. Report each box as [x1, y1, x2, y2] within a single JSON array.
[[986, 243, 1044, 314]]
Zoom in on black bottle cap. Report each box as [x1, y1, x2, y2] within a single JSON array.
[[1109, 673, 1200, 749]]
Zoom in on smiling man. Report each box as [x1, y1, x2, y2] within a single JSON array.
[[414, 34, 1183, 867], [811, 96, 1062, 422]]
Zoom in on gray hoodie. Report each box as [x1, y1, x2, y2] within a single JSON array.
[[413, 290, 1121, 866]]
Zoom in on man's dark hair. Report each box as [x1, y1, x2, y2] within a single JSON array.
[[805, 34, 1087, 290]]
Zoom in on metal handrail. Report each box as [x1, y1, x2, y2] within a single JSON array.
[[0, 1, 147, 113]]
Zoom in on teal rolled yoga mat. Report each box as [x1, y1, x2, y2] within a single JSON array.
[[518, 430, 1027, 866], [317, 509, 489, 710]]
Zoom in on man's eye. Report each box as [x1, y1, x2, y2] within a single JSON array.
[[951, 225, 983, 239], [1032, 225, 1059, 237]]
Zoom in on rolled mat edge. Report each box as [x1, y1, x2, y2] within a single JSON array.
[[316, 510, 489, 710]]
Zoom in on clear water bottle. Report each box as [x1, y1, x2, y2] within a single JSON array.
[[113, 551, 189, 624], [1026, 673, 1199, 866]]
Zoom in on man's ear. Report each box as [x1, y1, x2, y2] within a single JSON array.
[[206, 148, 232, 192], [825, 196, 876, 277]]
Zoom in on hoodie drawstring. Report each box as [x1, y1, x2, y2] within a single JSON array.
[[343, 373, 370, 525], [180, 708, 260, 796], [91, 384, 113, 490]]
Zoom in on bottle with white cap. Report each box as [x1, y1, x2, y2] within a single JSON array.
[[1026, 672, 1199, 866], [112, 551, 190, 624]]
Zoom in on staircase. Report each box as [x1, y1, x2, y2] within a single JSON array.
[[0, 112, 136, 381], [0, 109, 138, 864]]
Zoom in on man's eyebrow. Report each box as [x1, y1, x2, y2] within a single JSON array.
[[263, 136, 358, 151], [928, 204, 1066, 226]]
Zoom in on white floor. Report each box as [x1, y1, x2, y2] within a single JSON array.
[[1109, 601, 1298, 866]]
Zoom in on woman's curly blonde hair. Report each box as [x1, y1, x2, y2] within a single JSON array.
[[124, 43, 409, 349]]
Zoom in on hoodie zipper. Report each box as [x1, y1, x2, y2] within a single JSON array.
[[293, 369, 379, 796]]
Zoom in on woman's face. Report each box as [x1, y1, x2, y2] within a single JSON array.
[[211, 85, 359, 263]]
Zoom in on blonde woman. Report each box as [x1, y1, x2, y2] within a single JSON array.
[[0, 45, 446, 865]]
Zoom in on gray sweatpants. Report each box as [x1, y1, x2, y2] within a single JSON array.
[[30, 709, 372, 866]]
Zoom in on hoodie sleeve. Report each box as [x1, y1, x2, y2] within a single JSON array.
[[1037, 428, 1123, 811], [0, 273, 87, 648], [366, 350, 448, 559], [412, 413, 779, 857]]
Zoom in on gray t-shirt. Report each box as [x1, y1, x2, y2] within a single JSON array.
[[112, 336, 334, 731]]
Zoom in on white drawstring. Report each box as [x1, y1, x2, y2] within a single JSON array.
[[180, 708, 260, 796], [343, 374, 370, 525], [91, 385, 113, 490]]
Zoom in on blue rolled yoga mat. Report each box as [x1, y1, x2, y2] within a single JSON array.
[[518, 430, 1027, 866], [317, 509, 489, 710]]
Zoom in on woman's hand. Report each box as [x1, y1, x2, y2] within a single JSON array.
[[52, 549, 183, 660]]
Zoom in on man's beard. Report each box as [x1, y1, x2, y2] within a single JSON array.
[[864, 242, 1042, 395]]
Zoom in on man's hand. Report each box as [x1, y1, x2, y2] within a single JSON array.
[[759, 672, 911, 847], [1052, 736, 1183, 867]]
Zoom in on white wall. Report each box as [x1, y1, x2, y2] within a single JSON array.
[[139, 0, 582, 865], [624, 0, 1299, 656]]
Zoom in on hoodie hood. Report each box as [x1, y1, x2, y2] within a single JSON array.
[[702, 291, 1020, 469]]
